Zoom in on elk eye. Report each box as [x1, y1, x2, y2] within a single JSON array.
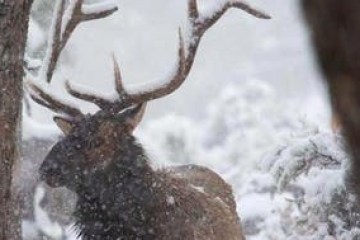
[[88, 137, 103, 149]]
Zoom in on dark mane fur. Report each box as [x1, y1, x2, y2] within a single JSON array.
[[72, 137, 244, 240], [74, 138, 161, 239]]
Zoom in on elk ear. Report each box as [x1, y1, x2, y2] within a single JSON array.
[[122, 103, 147, 131], [53, 116, 74, 135]]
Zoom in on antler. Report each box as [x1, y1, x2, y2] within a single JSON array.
[[65, 0, 270, 114], [26, 80, 84, 118], [41, 0, 118, 83]]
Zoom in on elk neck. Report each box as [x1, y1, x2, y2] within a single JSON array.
[[73, 136, 166, 239]]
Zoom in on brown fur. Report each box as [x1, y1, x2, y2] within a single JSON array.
[[159, 165, 243, 240]]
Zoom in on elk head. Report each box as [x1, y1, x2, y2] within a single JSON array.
[[28, 57, 156, 192], [37, 103, 147, 191], [27, 0, 269, 193]]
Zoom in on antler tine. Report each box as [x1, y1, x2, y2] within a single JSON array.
[[26, 80, 84, 117], [188, 0, 199, 20], [60, 0, 118, 51], [42, 0, 118, 83], [230, 2, 271, 19], [103, 0, 269, 112], [65, 55, 127, 112], [108, 28, 186, 112], [196, 1, 270, 36], [112, 55, 126, 97], [65, 81, 114, 110], [61, 34, 184, 114]]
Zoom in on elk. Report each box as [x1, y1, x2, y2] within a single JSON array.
[[26, 0, 269, 239]]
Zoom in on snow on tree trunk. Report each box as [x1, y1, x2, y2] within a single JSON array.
[[0, 1, 33, 239]]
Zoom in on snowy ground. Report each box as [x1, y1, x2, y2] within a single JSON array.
[[21, 0, 352, 239]]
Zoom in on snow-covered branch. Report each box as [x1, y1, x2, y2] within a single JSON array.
[[24, 54, 42, 72], [262, 128, 347, 190]]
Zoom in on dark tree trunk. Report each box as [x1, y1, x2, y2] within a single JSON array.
[[301, 0, 360, 198], [0, 1, 32, 239]]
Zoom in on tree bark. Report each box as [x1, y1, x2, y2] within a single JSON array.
[[301, 0, 360, 198], [0, 1, 32, 239]]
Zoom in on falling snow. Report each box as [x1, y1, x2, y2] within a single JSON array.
[[18, 0, 349, 239]]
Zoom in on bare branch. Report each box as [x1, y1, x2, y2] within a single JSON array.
[[24, 54, 42, 72]]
